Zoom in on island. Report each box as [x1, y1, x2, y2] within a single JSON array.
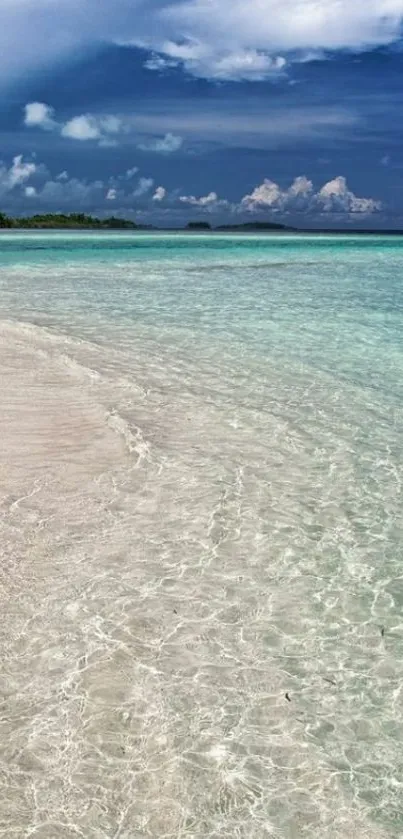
[[0, 212, 144, 230], [186, 221, 213, 231], [0, 212, 292, 232], [1, 212, 402, 234], [215, 221, 292, 232]]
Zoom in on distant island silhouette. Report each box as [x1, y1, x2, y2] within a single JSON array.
[[0, 213, 292, 231], [0, 212, 402, 234]]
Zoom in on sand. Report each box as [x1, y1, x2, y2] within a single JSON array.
[[0, 321, 390, 839]]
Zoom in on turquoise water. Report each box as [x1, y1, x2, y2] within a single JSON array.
[[1, 232, 403, 838], [1, 233, 403, 403]]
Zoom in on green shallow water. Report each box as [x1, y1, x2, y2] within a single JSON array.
[[1, 232, 403, 838]]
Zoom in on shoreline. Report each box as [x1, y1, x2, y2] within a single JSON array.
[[2, 226, 403, 234]]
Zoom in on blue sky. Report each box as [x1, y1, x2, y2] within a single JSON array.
[[1, 0, 403, 227]]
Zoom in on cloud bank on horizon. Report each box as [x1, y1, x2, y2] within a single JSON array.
[[180, 176, 381, 215], [1, 0, 403, 84], [0, 154, 381, 220]]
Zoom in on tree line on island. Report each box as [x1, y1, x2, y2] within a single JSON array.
[[0, 212, 399, 234], [0, 212, 140, 229], [0, 211, 290, 232]]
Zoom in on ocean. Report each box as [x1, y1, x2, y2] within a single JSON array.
[[0, 231, 402, 838]]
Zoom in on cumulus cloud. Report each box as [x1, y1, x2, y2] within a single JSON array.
[[0, 150, 383, 222], [61, 115, 101, 141], [242, 180, 283, 210], [179, 191, 230, 211], [24, 102, 56, 130], [152, 186, 166, 201], [176, 176, 380, 217], [180, 191, 218, 206], [0, 153, 162, 216], [242, 176, 313, 211], [2, 0, 403, 88], [9, 155, 37, 188], [0, 155, 37, 196], [138, 132, 183, 153], [242, 175, 380, 215], [315, 176, 381, 214], [24, 103, 183, 153], [24, 102, 123, 145], [61, 113, 122, 142]]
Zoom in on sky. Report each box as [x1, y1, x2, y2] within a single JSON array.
[[1, 0, 403, 228]]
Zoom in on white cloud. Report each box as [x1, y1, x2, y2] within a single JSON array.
[[179, 191, 230, 211], [381, 155, 390, 166], [0, 151, 383, 222], [316, 176, 381, 214], [133, 176, 154, 197], [180, 191, 218, 206], [121, 0, 403, 81], [153, 186, 166, 201], [242, 176, 313, 211], [9, 155, 36, 188], [241, 175, 380, 215], [149, 42, 287, 81], [0, 155, 36, 197], [126, 166, 139, 178], [24, 102, 123, 145], [242, 179, 283, 210], [0, 154, 158, 211], [61, 115, 101, 141], [24, 101, 56, 130], [178, 176, 380, 217], [0, 155, 156, 216], [3, 0, 403, 88], [205, 51, 286, 81], [139, 132, 183, 153]]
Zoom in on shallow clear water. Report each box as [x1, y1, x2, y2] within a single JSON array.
[[1, 232, 403, 838]]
